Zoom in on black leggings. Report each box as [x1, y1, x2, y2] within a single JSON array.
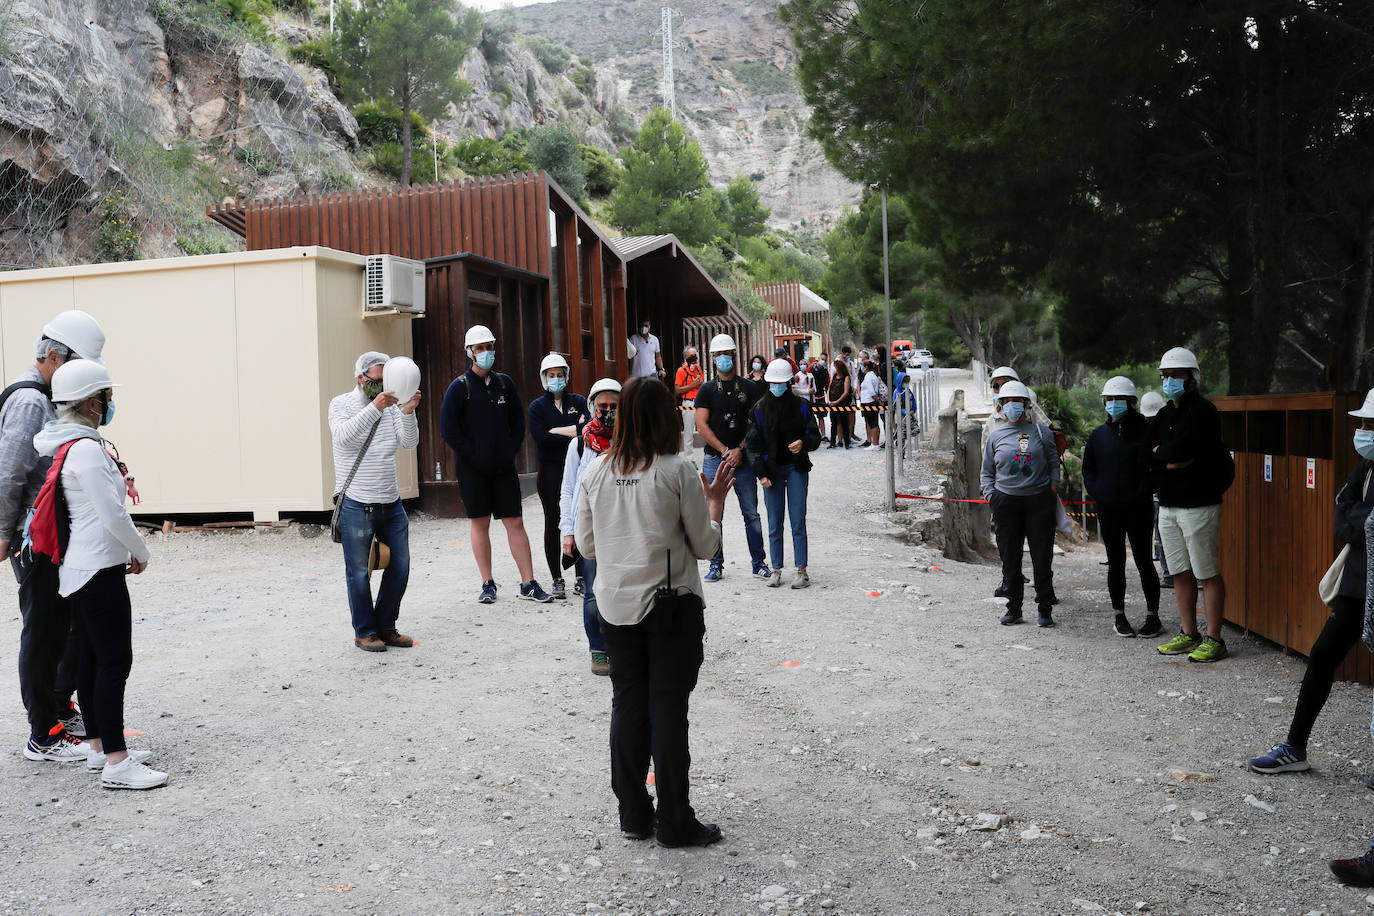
[[536, 460, 565, 582], [71, 566, 133, 755], [1097, 500, 1161, 613], [1287, 595, 1363, 750], [991, 489, 1057, 613], [829, 399, 853, 445]]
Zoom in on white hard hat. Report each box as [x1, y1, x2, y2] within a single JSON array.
[[43, 310, 106, 365], [588, 378, 622, 401], [1140, 391, 1166, 418], [709, 333, 736, 353], [1028, 388, 1039, 405], [382, 356, 420, 403], [464, 325, 496, 349], [626, 338, 638, 359], [1159, 346, 1200, 372], [51, 360, 120, 403], [1101, 376, 1138, 400], [1350, 388, 1374, 420], [764, 358, 794, 383], [539, 352, 570, 389], [996, 380, 1032, 402], [990, 366, 1020, 382]]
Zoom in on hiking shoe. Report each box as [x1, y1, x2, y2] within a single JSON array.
[[1157, 631, 1201, 656], [1137, 615, 1164, 638], [378, 629, 414, 648], [1114, 614, 1136, 638], [590, 651, 610, 676], [354, 635, 386, 652], [573, 576, 584, 596], [704, 565, 723, 582], [790, 570, 810, 589], [551, 578, 567, 600], [1000, 610, 1023, 626], [994, 582, 1009, 598], [1188, 636, 1229, 663], [61, 704, 86, 739], [87, 748, 153, 772], [657, 821, 723, 848], [101, 756, 168, 790], [766, 569, 784, 588], [1037, 611, 1055, 628], [752, 564, 772, 580], [478, 580, 498, 604], [1160, 575, 1174, 588], [23, 732, 89, 763], [1331, 845, 1374, 886], [519, 580, 554, 603], [1248, 742, 1310, 774]]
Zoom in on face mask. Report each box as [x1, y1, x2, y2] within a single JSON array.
[[1003, 401, 1025, 422], [596, 406, 616, 427], [769, 382, 789, 397], [101, 400, 116, 427], [752, 362, 764, 372], [1162, 377, 1186, 400], [1355, 429, 1374, 460], [715, 355, 733, 373], [1105, 400, 1128, 420], [686, 354, 698, 365], [363, 379, 384, 400], [476, 350, 495, 370], [547, 377, 566, 394], [640, 326, 650, 335]]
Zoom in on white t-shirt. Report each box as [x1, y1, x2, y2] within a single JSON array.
[[629, 333, 661, 378]]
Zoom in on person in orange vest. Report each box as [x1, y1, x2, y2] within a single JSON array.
[[674, 345, 705, 460]]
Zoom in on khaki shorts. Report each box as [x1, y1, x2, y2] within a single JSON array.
[[1158, 504, 1222, 580]]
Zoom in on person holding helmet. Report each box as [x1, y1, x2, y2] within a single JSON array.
[[1082, 377, 1162, 637], [1246, 389, 1374, 780], [1139, 391, 1173, 587], [441, 326, 553, 604], [980, 380, 1061, 627], [674, 345, 704, 459], [559, 378, 621, 675], [529, 352, 590, 601], [329, 352, 422, 652], [693, 334, 769, 582], [745, 358, 822, 588], [1147, 346, 1231, 663], [3, 310, 106, 763], [33, 361, 162, 789]]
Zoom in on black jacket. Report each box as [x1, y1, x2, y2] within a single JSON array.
[[1082, 411, 1152, 507], [528, 392, 589, 468], [1335, 459, 1374, 599], [1145, 389, 1226, 507], [744, 392, 821, 481], [440, 369, 524, 474]]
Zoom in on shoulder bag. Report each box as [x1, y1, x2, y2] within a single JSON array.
[[330, 416, 383, 544], [1321, 467, 1373, 605]]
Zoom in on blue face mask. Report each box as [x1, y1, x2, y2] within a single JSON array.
[[715, 355, 733, 373], [1162, 377, 1186, 400], [1105, 400, 1128, 420], [546, 376, 566, 394], [475, 350, 495, 370], [769, 382, 789, 397], [1355, 429, 1374, 461], [101, 400, 115, 426], [1002, 401, 1025, 422]]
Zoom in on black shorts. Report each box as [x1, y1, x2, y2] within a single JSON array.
[[863, 407, 881, 430], [457, 467, 523, 519]]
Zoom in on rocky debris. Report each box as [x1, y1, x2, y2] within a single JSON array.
[[1244, 794, 1276, 814], [1164, 766, 1215, 783]]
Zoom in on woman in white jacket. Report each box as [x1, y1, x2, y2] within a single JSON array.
[[33, 361, 162, 790]]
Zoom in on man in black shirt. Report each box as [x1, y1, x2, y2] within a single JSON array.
[[695, 334, 769, 581]]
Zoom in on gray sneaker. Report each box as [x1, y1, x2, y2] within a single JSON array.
[[790, 570, 810, 589], [766, 569, 784, 588]]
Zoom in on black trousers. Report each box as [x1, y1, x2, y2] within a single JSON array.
[[991, 489, 1057, 613], [536, 460, 580, 583], [12, 552, 78, 738], [70, 566, 133, 755], [1287, 595, 1363, 749], [599, 600, 705, 842], [1097, 499, 1161, 613]]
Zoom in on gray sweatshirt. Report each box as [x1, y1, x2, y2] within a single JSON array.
[[0, 367, 54, 545], [981, 422, 1060, 499]]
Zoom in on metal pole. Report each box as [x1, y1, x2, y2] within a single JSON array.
[[882, 188, 895, 511], [329, 0, 334, 34]]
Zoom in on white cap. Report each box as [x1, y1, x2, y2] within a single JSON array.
[[1101, 376, 1138, 400], [996, 380, 1031, 402], [764, 359, 794, 383], [990, 366, 1020, 382], [1140, 391, 1166, 417], [356, 351, 389, 375], [464, 325, 496, 349], [51, 360, 120, 403], [539, 352, 570, 389], [1350, 388, 1374, 420], [43, 310, 106, 365], [1159, 346, 1200, 372], [588, 378, 622, 401], [709, 333, 736, 353]]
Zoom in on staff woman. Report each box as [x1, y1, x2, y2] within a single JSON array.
[[746, 359, 821, 589], [575, 377, 733, 848], [980, 380, 1060, 628], [34, 361, 163, 789], [529, 352, 589, 600]]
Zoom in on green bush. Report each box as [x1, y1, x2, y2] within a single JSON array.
[[177, 232, 232, 256], [448, 136, 532, 177], [367, 142, 405, 181], [606, 106, 637, 144], [234, 144, 274, 175], [319, 163, 356, 192], [273, 0, 313, 13], [569, 64, 595, 95], [727, 60, 792, 95], [97, 189, 141, 263], [580, 145, 620, 196], [1032, 383, 1087, 451], [491, 75, 515, 109], [525, 35, 571, 74], [287, 38, 331, 73], [351, 101, 428, 146], [560, 87, 585, 109]]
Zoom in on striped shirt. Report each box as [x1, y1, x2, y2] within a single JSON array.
[[328, 388, 419, 504]]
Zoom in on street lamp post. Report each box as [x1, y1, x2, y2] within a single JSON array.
[[882, 188, 895, 512]]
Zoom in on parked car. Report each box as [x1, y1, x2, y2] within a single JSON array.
[[910, 348, 935, 369]]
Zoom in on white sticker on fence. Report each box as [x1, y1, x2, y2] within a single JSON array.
[[1264, 455, 1273, 483], [1307, 458, 1316, 489]]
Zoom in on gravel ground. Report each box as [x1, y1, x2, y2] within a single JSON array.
[[2, 438, 1374, 916]]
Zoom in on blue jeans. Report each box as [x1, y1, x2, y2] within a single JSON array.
[[762, 465, 808, 569], [701, 453, 765, 570], [581, 557, 607, 653], [340, 497, 410, 638]]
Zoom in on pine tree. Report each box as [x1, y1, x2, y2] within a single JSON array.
[[610, 109, 719, 246]]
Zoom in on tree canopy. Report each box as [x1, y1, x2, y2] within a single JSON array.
[[610, 109, 720, 246]]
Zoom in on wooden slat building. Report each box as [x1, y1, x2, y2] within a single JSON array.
[[1215, 392, 1368, 681]]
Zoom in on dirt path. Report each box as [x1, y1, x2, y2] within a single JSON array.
[[2, 443, 1372, 915]]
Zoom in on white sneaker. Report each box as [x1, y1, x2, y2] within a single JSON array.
[[101, 756, 168, 790], [87, 748, 153, 772], [23, 734, 90, 762]]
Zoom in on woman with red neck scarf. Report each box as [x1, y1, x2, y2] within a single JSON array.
[[558, 378, 621, 676]]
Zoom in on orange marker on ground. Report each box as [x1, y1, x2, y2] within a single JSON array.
[[780, 660, 802, 668]]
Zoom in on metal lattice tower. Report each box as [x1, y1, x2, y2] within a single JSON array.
[[660, 7, 676, 119]]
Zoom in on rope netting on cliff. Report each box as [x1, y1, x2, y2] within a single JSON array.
[[0, 0, 352, 270]]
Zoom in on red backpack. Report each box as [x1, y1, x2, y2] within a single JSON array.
[[27, 440, 79, 564]]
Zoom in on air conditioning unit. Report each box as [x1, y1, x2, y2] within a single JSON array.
[[364, 255, 425, 314]]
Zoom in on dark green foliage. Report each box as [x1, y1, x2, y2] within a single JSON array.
[[560, 87, 585, 109], [351, 102, 427, 147], [96, 189, 141, 263], [448, 136, 533, 177], [1031, 385, 1086, 452], [480, 8, 517, 64], [569, 64, 596, 95], [525, 35, 572, 74], [580, 145, 621, 197], [610, 109, 719, 246], [527, 125, 588, 205], [722, 175, 769, 241], [605, 107, 637, 145], [287, 38, 331, 73], [367, 143, 406, 181]]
